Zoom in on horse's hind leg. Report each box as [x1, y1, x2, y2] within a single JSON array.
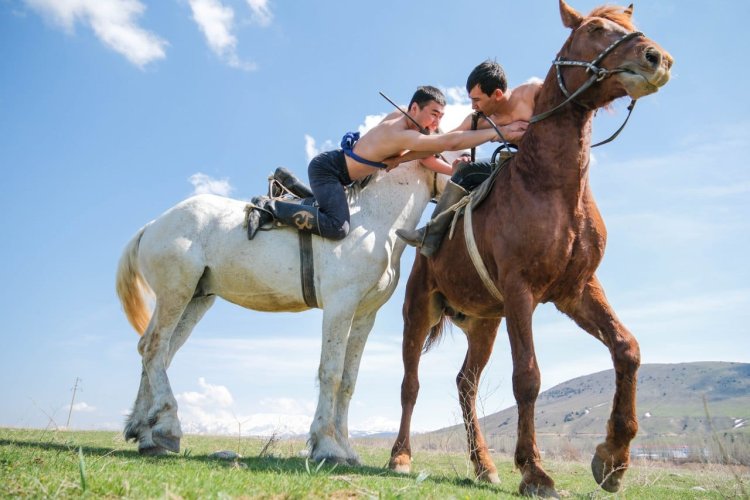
[[139, 289, 212, 453], [125, 367, 164, 455], [127, 295, 215, 455], [333, 309, 377, 465], [558, 276, 639, 493], [456, 317, 502, 484]]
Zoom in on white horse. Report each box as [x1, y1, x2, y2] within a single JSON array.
[[116, 158, 449, 463]]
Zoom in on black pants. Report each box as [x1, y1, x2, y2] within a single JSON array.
[[451, 160, 495, 190], [307, 149, 352, 240]]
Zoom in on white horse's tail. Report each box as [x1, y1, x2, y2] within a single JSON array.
[[116, 226, 153, 335]]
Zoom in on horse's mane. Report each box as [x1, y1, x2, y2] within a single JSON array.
[[588, 5, 637, 31], [344, 174, 373, 204]]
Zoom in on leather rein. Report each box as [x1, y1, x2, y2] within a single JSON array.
[[530, 30, 645, 147]]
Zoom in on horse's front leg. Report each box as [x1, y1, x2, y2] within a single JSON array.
[[389, 271, 442, 474], [333, 309, 378, 465], [505, 281, 558, 498], [309, 301, 357, 464], [456, 317, 502, 484], [559, 276, 640, 493]]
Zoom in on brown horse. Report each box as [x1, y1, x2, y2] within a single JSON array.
[[388, 1, 672, 497]]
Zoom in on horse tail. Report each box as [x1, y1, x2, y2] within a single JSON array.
[[422, 313, 449, 353], [116, 226, 153, 336]]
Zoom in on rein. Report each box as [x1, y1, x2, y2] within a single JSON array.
[[530, 30, 644, 147]]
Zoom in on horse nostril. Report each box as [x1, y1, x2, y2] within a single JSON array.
[[644, 47, 661, 67]]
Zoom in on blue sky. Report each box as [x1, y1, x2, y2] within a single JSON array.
[[1, 0, 748, 438]]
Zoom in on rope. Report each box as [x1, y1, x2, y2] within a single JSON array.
[[463, 201, 504, 303]]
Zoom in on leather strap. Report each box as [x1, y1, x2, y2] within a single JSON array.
[[299, 231, 319, 308], [463, 201, 504, 303], [470, 112, 480, 162]]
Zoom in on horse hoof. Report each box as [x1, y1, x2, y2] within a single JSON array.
[[479, 471, 501, 484], [151, 432, 180, 454], [520, 482, 560, 498], [138, 444, 169, 456], [591, 453, 622, 492], [389, 461, 411, 474]]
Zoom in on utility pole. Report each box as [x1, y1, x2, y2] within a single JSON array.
[[66, 377, 81, 429]]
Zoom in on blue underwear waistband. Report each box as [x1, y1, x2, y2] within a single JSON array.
[[340, 131, 387, 169]]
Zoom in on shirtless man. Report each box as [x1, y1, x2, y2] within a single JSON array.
[[253, 85, 500, 240], [397, 60, 541, 256]]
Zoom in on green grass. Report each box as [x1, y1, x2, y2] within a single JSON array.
[[1, 427, 747, 498]]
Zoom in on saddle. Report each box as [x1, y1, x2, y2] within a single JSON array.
[[242, 167, 315, 240]]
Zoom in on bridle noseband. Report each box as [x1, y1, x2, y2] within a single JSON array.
[[530, 30, 645, 147]]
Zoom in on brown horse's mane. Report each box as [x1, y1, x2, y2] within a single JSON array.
[[588, 5, 637, 31]]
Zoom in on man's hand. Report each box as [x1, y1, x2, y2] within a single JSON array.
[[499, 120, 529, 142], [383, 156, 403, 172], [452, 152, 472, 168]]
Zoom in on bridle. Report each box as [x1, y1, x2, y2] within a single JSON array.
[[530, 29, 645, 147]]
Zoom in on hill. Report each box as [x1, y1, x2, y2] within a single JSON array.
[[479, 361, 749, 437], [410, 362, 749, 461]]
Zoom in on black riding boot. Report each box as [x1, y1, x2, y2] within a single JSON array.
[[273, 167, 314, 199], [265, 199, 322, 235], [396, 180, 468, 257]]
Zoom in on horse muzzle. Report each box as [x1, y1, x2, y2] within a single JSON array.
[[617, 45, 673, 99]]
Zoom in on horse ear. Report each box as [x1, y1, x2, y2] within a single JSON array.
[[559, 0, 583, 29], [625, 4, 634, 17]]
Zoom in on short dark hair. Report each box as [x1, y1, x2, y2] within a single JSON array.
[[466, 60, 508, 96], [408, 85, 446, 110]]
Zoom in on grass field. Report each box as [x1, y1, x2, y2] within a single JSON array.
[[1, 427, 748, 498]]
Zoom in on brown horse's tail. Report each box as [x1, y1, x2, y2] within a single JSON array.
[[422, 313, 449, 353], [115, 227, 153, 336]]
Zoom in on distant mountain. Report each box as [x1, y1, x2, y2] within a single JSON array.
[[429, 362, 749, 441]]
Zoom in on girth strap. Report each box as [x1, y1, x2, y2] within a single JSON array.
[[298, 231, 318, 308]]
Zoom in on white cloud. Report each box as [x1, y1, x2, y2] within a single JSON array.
[[189, 172, 233, 196], [68, 401, 96, 412], [176, 378, 312, 436], [304, 134, 335, 163], [175, 380, 397, 437], [245, 0, 272, 27], [304, 134, 318, 162], [24, 0, 167, 68], [524, 76, 544, 86], [444, 85, 468, 106], [188, 0, 256, 71], [358, 114, 387, 135], [177, 377, 234, 407]]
